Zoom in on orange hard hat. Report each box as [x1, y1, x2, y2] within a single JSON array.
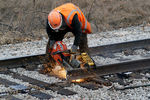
[[48, 10, 62, 30], [51, 41, 70, 64]]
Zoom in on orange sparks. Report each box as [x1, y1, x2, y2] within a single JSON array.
[[71, 79, 85, 83], [51, 64, 67, 79]]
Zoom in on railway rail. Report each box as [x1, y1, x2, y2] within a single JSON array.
[[1, 39, 150, 79], [0, 38, 150, 99]]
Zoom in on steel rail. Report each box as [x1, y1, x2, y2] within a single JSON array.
[[67, 56, 150, 80], [89, 38, 150, 56], [0, 54, 46, 68], [0, 39, 150, 68]]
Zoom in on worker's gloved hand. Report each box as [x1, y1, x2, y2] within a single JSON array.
[[49, 40, 55, 49], [71, 45, 78, 53], [47, 40, 55, 54]]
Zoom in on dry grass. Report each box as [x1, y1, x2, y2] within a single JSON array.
[[0, 0, 150, 45]]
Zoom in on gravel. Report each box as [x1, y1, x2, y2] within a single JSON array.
[[0, 25, 150, 59], [0, 85, 11, 93], [11, 68, 62, 84], [0, 25, 150, 99], [92, 49, 150, 65]]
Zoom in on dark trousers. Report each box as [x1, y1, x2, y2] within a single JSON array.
[[79, 33, 89, 53]]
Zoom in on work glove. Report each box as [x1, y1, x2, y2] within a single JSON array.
[[49, 40, 55, 49], [71, 45, 78, 53], [47, 40, 55, 54]]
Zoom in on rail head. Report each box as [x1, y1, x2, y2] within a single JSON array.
[[0, 54, 46, 68], [66, 56, 150, 80]]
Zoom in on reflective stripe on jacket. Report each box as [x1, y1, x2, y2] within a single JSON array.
[[54, 3, 91, 33]]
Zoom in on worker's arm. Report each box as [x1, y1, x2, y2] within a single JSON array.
[[46, 19, 56, 48], [46, 19, 53, 38], [71, 14, 82, 47]]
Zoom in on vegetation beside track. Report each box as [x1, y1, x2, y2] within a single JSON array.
[[0, 0, 150, 45]]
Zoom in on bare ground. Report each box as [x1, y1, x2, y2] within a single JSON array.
[[0, 0, 150, 45]]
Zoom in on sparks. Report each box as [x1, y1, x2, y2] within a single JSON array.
[[51, 64, 67, 79], [71, 79, 85, 83]]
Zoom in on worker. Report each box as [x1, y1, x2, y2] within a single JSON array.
[[46, 3, 93, 66]]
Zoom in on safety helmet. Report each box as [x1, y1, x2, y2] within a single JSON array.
[[51, 41, 70, 64], [48, 10, 62, 30]]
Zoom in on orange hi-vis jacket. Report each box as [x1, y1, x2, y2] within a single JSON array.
[[54, 3, 92, 33]]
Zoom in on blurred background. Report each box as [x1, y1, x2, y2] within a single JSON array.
[[0, 0, 150, 45]]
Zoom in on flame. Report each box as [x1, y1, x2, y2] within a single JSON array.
[[71, 79, 85, 83], [51, 64, 67, 79]]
